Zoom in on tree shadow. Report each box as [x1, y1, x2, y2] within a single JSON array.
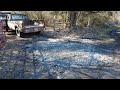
[[35, 40, 120, 56]]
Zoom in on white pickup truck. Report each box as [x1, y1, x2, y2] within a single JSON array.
[[0, 13, 45, 37]]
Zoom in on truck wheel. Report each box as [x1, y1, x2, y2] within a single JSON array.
[[15, 28, 24, 38]]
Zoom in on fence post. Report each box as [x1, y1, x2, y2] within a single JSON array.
[[53, 15, 56, 32]]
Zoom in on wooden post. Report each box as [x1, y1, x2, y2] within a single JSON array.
[[87, 16, 90, 28], [53, 15, 56, 32]]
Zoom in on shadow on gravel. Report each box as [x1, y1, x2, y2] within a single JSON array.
[[35, 40, 120, 56], [5, 31, 16, 35], [23, 31, 57, 39], [109, 29, 120, 44]]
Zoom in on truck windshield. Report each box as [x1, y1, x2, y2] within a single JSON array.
[[11, 14, 29, 20], [0, 14, 7, 20]]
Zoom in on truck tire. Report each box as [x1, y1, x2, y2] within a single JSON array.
[[15, 28, 24, 38]]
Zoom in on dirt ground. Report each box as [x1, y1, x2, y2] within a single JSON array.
[[0, 28, 120, 79]]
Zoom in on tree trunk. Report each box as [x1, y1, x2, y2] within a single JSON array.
[[68, 11, 78, 28]]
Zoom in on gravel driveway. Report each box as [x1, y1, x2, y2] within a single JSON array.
[[0, 28, 120, 79]]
